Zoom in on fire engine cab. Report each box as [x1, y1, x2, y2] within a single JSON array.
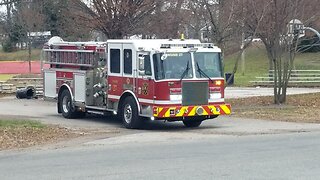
[[42, 36, 231, 129]]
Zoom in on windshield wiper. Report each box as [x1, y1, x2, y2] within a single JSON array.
[[196, 62, 214, 83], [180, 61, 190, 81]]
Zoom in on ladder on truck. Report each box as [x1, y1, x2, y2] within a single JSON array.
[[42, 42, 107, 67]]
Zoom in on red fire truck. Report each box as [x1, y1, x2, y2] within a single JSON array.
[[42, 36, 231, 129]]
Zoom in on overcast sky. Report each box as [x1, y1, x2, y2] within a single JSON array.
[[0, 0, 91, 13], [0, 5, 5, 13]]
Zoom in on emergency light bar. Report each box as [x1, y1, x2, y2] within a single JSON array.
[[160, 43, 215, 49]]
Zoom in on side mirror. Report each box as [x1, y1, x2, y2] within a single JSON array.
[[138, 55, 145, 76], [138, 55, 145, 70], [139, 70, 145, 76]]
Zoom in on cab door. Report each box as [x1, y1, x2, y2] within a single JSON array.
[[122, 44, 136, 94], [108, 43, 123, 97], [136, 53, 154, 105]]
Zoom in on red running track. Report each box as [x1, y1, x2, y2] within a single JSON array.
[[0, 61, 49, 74]]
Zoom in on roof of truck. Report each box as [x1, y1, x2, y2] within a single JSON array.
[[46, 37, 221, 52], [107, 39, 220, 52]]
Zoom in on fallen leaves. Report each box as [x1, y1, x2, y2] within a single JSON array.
[[227, 93, 320, 123], [0, 126, 80, 151]]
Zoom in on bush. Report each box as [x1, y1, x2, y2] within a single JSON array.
[[2, 39, 15, 52]]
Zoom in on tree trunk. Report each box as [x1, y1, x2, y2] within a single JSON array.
[[28, 39, 32, 73], [269, 58, 273, 71], [280, 86, 287, 103], [273, 58, 279, 104]]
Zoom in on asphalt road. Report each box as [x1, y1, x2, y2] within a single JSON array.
[[1, 95, 320, 134], [1, 87, 319, 128], [1, 87, 320, 179], [1, 132, 320, 180]]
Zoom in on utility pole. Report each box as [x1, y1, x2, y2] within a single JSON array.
[[240, 0, 245, 76], [241, 30, 245, 76]]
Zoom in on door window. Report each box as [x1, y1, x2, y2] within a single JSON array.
[[110, 49, 120, 73], [124, 49, 132, 74], [144, 55, 152, 76]]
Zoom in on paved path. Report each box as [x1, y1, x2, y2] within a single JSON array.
[[225, 87, 320, 98]]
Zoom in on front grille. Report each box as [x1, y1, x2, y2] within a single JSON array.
[[182, 82, 208, 106]]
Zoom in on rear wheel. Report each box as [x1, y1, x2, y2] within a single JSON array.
[[59, 89, 78, 119], [183, 119, 203, 128], [76, 111, 86, 118], [120, 96, 142, 129]]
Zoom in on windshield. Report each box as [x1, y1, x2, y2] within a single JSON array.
[[194, 52, 223, 78], [153, 52, 193, 80]]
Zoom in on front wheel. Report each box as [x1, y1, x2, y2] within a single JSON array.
[[59, 89, 78, 119], [119, 96, 142, 129], [183, 119, 203, 128]]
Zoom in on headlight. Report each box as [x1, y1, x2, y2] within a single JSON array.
[[170, 94, 182, 101], [210, 93, 221, 99], [215, 80, 222, 86]]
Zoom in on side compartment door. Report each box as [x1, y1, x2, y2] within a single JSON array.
[[74, 72, 86, 102], [43, 69, 56, 98]]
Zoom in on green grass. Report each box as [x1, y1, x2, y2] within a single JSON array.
[[224, 45, 269, 86], [0, 49, 41, 61], [0, 119, 46, 129], [224, 44, 320, 86], [0, 74, 16, 81], [295, 52, 320, 69]]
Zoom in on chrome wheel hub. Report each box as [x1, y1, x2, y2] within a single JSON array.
[[124, 104, 132, 124], [62, 96, 70, 113]]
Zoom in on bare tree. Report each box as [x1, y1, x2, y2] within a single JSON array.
[[0, 0, 17, 5], [142, 0, 192, 39], [181, 0, 207, 39], [163, 0, 187, 38], [0, 0, 15, 51], [222, 0, 270, 87], [246, 0, 319, 104], [15, 0, 45, 72], [200, 0, 243, 53], [72, 0, 157, 39]]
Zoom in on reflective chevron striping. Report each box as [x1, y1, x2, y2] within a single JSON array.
[[220, 105, 231, 114], [188, 107, 197, 116], [153, 104, 231, 118]]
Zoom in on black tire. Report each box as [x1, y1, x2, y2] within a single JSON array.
[[119, 96, 142, 129], [59, 89, 77, 119], [183, 119, 203, 128], [76, 111, 86, 118]]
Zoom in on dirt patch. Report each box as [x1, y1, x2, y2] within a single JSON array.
[[0, 125, 83, 151], [0, 115, 124, 151], [226, 93, 320, 123], [0, 124, 123, 151], [0, 93, 14, 98]]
